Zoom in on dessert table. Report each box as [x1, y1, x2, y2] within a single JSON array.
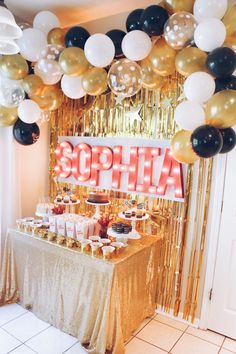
[[0, 229, 161, 354]]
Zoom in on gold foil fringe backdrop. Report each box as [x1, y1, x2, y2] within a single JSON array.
[[49, 74, 212, 323]]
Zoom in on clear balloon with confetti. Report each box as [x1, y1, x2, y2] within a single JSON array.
[[108, 59, 142, 97]]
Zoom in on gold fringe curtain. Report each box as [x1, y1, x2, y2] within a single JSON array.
[[49, 73, 213, 323]]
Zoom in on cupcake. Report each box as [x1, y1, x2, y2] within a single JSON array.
[[56, 193, 63, 202], [63, 195, 70, 204], [125, 211, 132, 218], [136, 210, 143, 219], [70, 194, 77, 203], [57, 235, 65, 245]]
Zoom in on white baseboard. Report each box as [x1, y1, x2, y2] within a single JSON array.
[[155, 308, 200, 328]]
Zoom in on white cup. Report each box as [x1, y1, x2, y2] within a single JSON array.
[[90, 242, 103, 257], [102, 246, 115, 259]]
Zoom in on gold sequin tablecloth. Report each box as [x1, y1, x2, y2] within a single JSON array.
[[0, 229, 161, 354]]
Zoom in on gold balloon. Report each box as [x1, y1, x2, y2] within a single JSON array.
[[171, 130, 199, 164], [175, 47, 208, 76], [22, 74, 44, 97], [0, 105, 18, 127], [141, 58, 166, 90], [148, 38, 176, 77], [163, 0, 195, 13], [206, 90, 236, 129], [32, 85, 63, 111], [0, 54, 28, 80], [222, 4, 236, 45], [59, 47, 89, 77], [82, 67, 107, 96], [47, 27, 65, 47]]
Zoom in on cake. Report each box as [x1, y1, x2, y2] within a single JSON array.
[[111, 222, 132, 234], [88, 191, 109, 204]]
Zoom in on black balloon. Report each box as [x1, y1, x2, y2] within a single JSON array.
[[140, 5, 169, 36], [191, 125, 223, 158], [65, 26, 90, 49], [106, 29, 126, 58], [215, 76, 236, 93], [126, 9, 144, 32], [13, 119, 40, 146], [27, 60, 34, 74], [207, 47, 236, 79], [219, 128, 236, 153]]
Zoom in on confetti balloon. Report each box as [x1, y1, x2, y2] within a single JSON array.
[[40, 44, 64, 61], [164, 12, 197, 50], [0, 77, 25, 107], [108, 59, 142, 97], [34, 59, 62, 85]]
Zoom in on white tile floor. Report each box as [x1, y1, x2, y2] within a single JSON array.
[[0, 304, 236, 354]]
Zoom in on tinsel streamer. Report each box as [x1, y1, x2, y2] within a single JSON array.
[[191, 159, 213, 322], [183, 159, 206, 320], [174, 165, 194, 316], [49, 74, 212, 319]]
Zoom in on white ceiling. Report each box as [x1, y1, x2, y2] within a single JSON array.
[[4, 0, 156, 28]]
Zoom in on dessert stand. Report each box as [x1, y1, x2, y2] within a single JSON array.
[[86, 200, 111, 219], [107, 228, 129, 245], [118, 212, 149, 239], [54, 200, 80, 214]]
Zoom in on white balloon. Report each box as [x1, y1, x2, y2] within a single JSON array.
[[84, 33, 115, 68], [194, 0, 228, 22], [184, 72, 216, 103], [34, 59, 62, 85], [0, 7, 22, 39], [194, 19, 226, 52], [17, 28, 47, 62], [0, 39, 19, 55], [33, 11, 60, 36], [174, 100, 206, 131], [18, 99, 41, 124], [121, 30, 152, 61], [61, 75, 85, 99]]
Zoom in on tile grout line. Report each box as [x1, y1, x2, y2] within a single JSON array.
[[184, 331, 225, 348], [132, 336, 169, 353], [132, 318, 153, 336], [0, 310, 29, 328], [168, 325, 189, 353], [217, 336, 226, 353], [1, 322, 52, 347], [62, 340, 80, 354], [153, 317, 188, 332]]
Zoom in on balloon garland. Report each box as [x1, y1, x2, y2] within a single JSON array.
[[0, 0, 235, 156]]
